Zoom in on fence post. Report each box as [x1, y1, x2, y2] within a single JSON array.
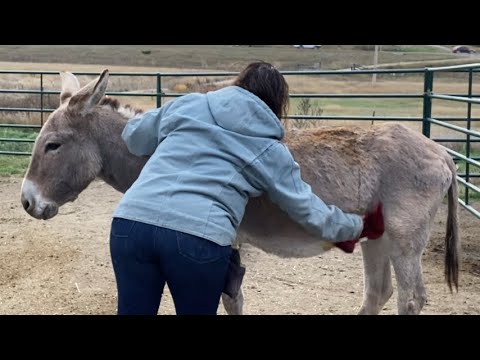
[[465, 69, 473, 205], [422, 69, 433, 138], [156, 73, 162, 108], [40, 73, 44, 126]]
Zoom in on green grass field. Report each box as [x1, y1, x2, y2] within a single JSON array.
[[0, 155, 31, 176], [0, 128, 38, 176], [456, 148, 480, 201]]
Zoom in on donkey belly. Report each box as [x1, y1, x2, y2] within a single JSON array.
[[237, 196, 334, 258], [237, 229, 333, 258]]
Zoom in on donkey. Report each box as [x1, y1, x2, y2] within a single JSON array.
[[21, 69, 460, 315]]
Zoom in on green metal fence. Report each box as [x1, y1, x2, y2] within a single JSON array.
[[423, 63, 480, 218], [1, 67, 479, 217]]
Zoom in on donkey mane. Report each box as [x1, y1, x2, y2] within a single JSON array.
[[99, 80, 228, 121], [99, 96, 143, 119]]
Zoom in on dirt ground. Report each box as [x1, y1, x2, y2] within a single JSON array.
[[0, 177, 479, 315]]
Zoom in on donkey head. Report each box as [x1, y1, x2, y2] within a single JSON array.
[[21, 70, 110, 219]]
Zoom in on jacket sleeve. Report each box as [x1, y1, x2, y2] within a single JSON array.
[[245, 142, 364, 242], [121, 100, 175, 157]]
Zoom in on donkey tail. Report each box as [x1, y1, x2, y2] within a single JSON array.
[[444, 155, 460, 293]]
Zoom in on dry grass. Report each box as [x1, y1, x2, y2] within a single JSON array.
[[2, 65, 480, 142], [1, 54, 480, 149], [2, 45, 478, 189], [286, 75, 480, 135], [0, 45, 467, 71], [0, 61, 237, 123]]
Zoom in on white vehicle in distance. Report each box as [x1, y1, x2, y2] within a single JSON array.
[[294, 45, 321, 49]]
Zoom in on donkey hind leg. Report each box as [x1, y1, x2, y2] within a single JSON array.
[[222, 288, 244, 315], [358, 234, 394, 315], [390, 229, 429, 315], [221, 245, 245, 315]]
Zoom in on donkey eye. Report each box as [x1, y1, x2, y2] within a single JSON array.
[[45, 143, 61, 152]]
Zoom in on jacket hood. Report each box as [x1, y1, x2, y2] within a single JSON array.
[[206, 86, 284, 140]]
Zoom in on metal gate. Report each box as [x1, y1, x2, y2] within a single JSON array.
[[1, 66, 478, 217]]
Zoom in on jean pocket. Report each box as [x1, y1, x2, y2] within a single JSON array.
[[110, 218, 136, 238], [176, 231, 231, 264]]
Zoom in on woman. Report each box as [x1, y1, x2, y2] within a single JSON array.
[[110, 61, 384, 315]]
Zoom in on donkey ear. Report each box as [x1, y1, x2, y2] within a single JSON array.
[[59, 71, 81, 105], [67, 69, 109, 115]]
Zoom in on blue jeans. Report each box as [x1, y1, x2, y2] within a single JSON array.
[[109, 218, 232, 315]]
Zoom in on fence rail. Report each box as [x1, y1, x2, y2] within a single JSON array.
[[1, 65, 479, 218], [424, 63, 480, 214]]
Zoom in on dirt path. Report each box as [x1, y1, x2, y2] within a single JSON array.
[[1, 177, 479, 314]]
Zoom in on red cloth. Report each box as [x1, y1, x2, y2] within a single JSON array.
[[334, 239, 358, 253], [335, 203, 384, 254], [360, 203, 385, 240]]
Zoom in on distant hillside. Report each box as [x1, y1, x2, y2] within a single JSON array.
[[0, 45, 472, 71]]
